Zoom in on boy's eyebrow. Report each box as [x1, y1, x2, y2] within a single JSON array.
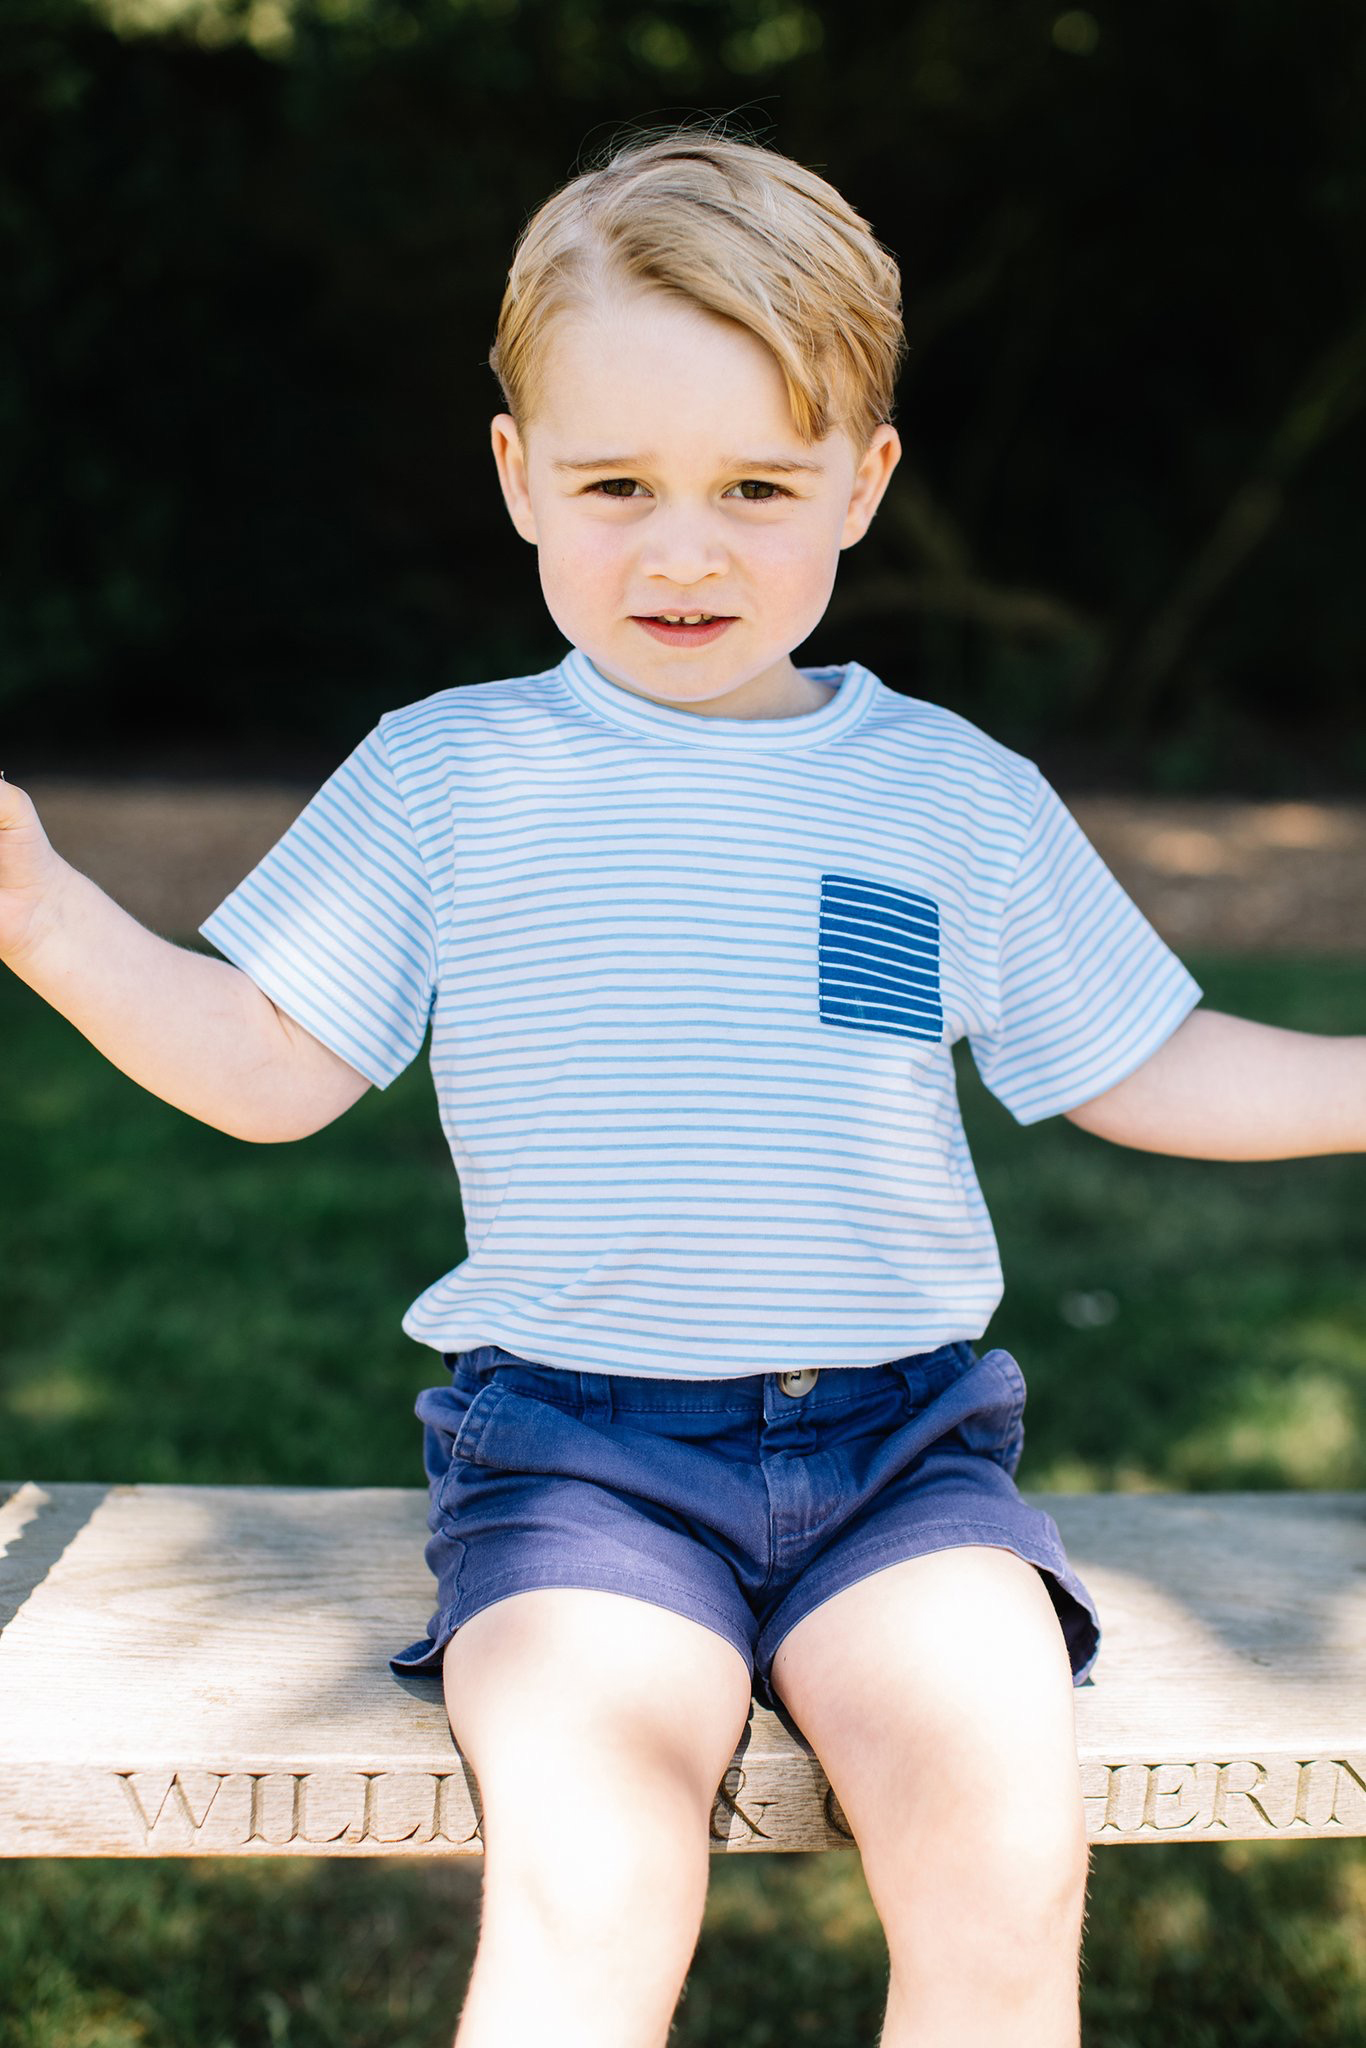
[[551, 453, 827, 476]]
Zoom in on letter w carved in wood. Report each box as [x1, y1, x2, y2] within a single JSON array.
[[117, 1770, 227, 1842]]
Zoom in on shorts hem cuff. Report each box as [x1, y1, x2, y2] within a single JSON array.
[[390, 1574, 755, 1685], [754, 1519, 1101, 1693]]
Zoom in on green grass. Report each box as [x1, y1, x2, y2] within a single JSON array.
[[2, 951, 1365, 2046]]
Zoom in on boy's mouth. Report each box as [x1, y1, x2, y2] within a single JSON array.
[[633, 615, 736, 647]]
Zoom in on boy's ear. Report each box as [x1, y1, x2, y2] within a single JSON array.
[[490, 415, 539, 544], [840, 424, 902, 550]]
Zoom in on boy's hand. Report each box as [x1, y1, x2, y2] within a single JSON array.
[[0, 776, 68, 969]]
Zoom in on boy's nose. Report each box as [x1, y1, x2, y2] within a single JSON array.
[[637, 518, 730, 586]]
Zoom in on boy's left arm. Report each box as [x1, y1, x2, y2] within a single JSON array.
[[1064, 1008, 1366, 1159]]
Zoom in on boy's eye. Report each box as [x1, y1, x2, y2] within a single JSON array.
[[584, 478, 791, 501]]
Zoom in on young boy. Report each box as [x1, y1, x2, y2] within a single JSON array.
[[1, 128, 1361, 2048]]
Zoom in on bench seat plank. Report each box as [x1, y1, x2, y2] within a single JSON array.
[[1, 1482, 1362, 1854]]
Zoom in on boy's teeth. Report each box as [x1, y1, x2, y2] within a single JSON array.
[[657, 613, 714, 624]]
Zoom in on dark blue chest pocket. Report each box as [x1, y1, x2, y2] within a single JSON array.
[[818, 873, 944, 1044]]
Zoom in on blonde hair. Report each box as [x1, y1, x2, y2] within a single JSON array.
[[489, 124, 907, 455]]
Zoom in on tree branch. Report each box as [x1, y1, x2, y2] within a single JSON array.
[[1116, 298, 1366, 725]]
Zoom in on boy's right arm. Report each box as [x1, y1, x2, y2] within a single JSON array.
[[0, 779, 372, 1143]]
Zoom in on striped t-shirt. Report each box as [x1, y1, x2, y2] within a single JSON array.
[[199, 648, 1202, 1378]]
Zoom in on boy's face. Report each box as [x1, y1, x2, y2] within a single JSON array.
[[490, 288, 901, 719]]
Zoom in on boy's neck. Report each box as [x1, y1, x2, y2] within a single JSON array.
[[598, 661, 839, 722]]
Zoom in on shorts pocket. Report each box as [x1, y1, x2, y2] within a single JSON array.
[[818, 872, 944, 1044], [414, 1379, 480, 1488], [444, 1384, 755, 1553], [422, 1379, 502, 1522], [948, 1347, 1026, 1476]]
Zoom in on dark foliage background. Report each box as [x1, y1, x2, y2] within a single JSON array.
[[3, 0, 1364, 789]]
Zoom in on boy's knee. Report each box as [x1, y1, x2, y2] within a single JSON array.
[[488, 1785, 709, 1902], [958, 1767, 1091, 1917], [476, 1759, 715, 1978], [442, 1590, 753, 1808], [987, 1808, 1091, 1930], [477, 1724, 725, 1846], [866, 1765, 1089, 1963], [881, 1817, 1089, 1994]]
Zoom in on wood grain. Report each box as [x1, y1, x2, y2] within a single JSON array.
[[1, 1484, 1362, 1855]]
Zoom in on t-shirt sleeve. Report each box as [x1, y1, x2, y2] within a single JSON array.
[[197, 725, 439, 1091], [967, 774, 1202, 1124]]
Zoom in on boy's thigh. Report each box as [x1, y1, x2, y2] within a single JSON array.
[[769, 1546, 1085, 1876], [443, 1586, 755, 1810]]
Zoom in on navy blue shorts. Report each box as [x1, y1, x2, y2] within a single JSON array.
[[389, 1341, 1101, 1708]]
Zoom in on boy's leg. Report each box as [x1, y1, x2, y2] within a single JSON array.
[[441, 1585, 754, 2048], [769, 1545, 1089, 2048]]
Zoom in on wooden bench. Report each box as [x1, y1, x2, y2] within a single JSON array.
[[2, 1482, 1363, 1856]]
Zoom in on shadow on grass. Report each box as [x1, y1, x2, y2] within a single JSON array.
[[1, 1842, 1363, 2047]]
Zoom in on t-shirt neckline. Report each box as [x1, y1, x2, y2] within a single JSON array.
[[559, 647, 877, 750]]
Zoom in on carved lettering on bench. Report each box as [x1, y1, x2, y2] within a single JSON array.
[[1138, 1763, 1200, 1832], [433, 1771, 485, 1848], [823, 1786, 855, 1842], [109, 1754, 1366, 1848], [1209, 1760, 1278, 1832], [118, 1770, 230, 1839], [1313, 1756, 1366, 1829], [245, 1773, 343, 1847], [115, 1770, 483, 1849], [709, 1764, 774, 1843], [1083, 1758, 1366, 1836]]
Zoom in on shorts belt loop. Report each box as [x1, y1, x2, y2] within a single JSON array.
[[583, 1371, 614, 1424]]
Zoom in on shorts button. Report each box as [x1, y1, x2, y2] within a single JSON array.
[[778, 1368, 820, 1398]]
